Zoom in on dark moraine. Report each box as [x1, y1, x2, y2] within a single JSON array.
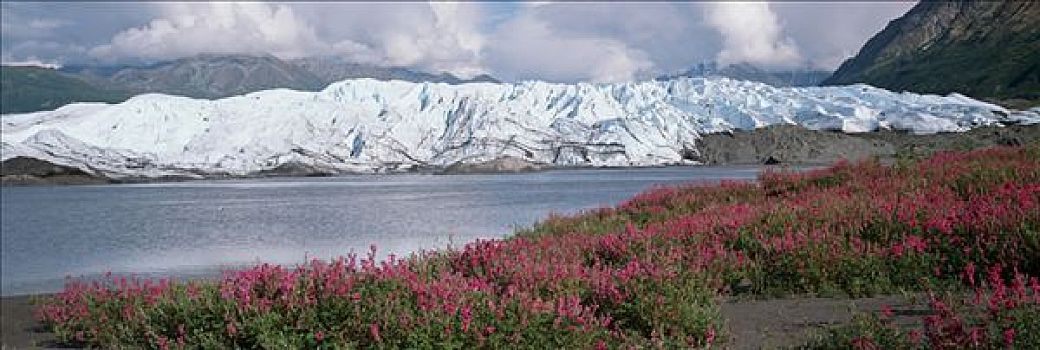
[[1, 157, 108, 186]]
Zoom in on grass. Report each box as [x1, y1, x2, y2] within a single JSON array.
[[34, 144, 1040, 348]]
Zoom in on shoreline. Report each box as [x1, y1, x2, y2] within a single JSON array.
[[1, 295, 57, 349], [1, 162, 771, 188], [5, 124, 1038, 187]]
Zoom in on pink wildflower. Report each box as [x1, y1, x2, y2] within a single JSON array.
[[370, 323, 382, 343], [881, 305, 894, 318], [1004, 328, 1015, 347]]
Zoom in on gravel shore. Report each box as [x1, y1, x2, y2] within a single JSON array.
[[1, 295, 58, 349]]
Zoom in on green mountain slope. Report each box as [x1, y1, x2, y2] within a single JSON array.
[[1, 66, 129, 114], [94, 54, 326, 99], [823, 1, 1040, 106], [4, 55, 503, 114]]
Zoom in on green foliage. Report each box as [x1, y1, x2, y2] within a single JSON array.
[[806, 313, 922, 350], [606, 275, 721, 347], [809, 291, 1040, 349]]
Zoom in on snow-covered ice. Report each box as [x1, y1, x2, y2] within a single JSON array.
[[2, 78, 1036, 178]]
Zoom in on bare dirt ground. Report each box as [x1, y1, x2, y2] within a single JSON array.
[[695, 124, 1040, 166], [719, 295, 929, 349], [1, 296, 58, 349]]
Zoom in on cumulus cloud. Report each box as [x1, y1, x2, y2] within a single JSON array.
[[705, 2, 802, 69], [483, 2, 722, 82], [90, 3, 327, 61], [379, 2, 486, 77], [85, 2, 489, 78], [485, 14, 653, 83], [770, 2, 915, 70], [3, 1, 917, 80], [2, 40, 87, 66]]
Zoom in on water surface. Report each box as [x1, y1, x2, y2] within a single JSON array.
[[1, 166, 762, 296]]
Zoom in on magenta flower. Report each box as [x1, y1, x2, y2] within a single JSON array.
[[1004, 328, 1015, 347]]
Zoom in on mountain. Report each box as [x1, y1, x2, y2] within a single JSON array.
[[0, 66, 130, 114], [823, 1, 1040, 106], [0, 55, 500, 113], [3, 77, 1035, 179], [68, 54, 326, 99], [658, 62, 832, 87], [291, 57, 499, 85], [64, 54, 497, 99]]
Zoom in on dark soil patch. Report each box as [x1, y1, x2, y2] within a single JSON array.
[[1, 296, 61, 349], [696, 124, 1040, 165], [720, 295, 930, 349], [1, 157, 107, 186]]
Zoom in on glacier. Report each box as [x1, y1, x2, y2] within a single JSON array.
[[2, 77, 1038, 179]]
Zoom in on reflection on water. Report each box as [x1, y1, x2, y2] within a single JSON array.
[[1, 166, 763, 296]]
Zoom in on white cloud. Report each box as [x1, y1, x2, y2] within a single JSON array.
[[705, 2, 802, 69], [1, 53, 62, 69], [516, 3, 720, 78], [380, 2, 486, 77], [28, 19, 69, 30], [2, 40, 87, 65], [484, 13, 653, 83], [770, 2, 915, 70], [90, 3, 327, 61], [4, 2, 917, 80], [85, 2, 489, 78], [2, 8, 70, 40]]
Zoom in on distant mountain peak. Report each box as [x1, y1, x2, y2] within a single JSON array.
[[657, 62, 831, 87], [6, 54, 503, 113], [96, 53, 324, 99], [290, 56, 500, 85]]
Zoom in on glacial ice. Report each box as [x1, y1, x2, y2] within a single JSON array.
[[2, 78, 1036, 178]]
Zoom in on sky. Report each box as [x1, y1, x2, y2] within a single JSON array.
[[0, 1, 916, 83]]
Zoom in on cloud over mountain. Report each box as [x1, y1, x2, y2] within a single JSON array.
[[705, 2, 802, 68], [89, 3, 328, 61], [1, 2, 916, 82]]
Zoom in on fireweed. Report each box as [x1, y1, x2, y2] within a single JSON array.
[[807, 264, 1040, 349], [35, 146, 1040, 348]]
